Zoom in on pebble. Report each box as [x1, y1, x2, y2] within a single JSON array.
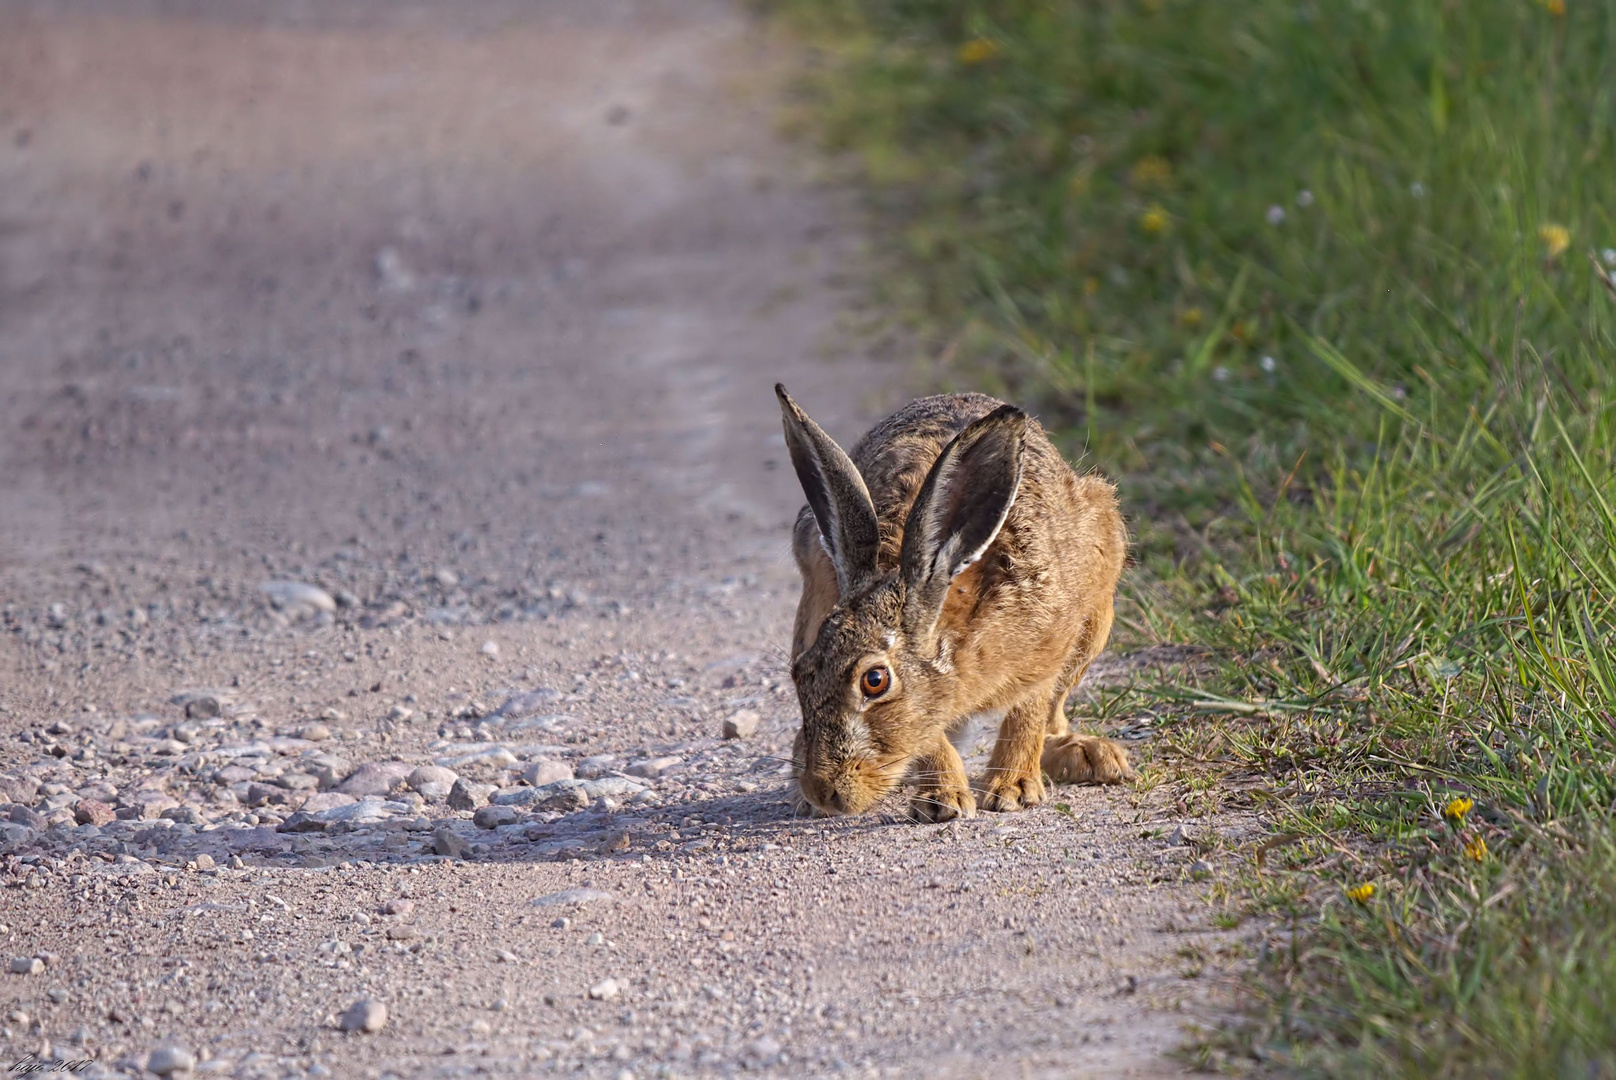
[[521, 759, 573, 787], [433, 828, 469, 859], [1189, 859, 1214, 879], [298, 723, 333, 742], [386, 705, 414, 723], [339, 998, 388, 1033], [575, 755, 615, 780], [533, 887, 613, 908], [407, 765, 459, 797], [336, 762, 414, 797], [473, 805, 520, 830], [260, 580, 337, 616], [146, 1045, 196, 1075], [479, 640, 500, 658], [384, 898, 415, 917], [9, 957, 44, 976], [722, 709, 761, 740], [551, 917, 571, 930], [446, 778, 491, 811], [494, 949, 517, 963], [585, 932, 605, 946], [588, 978, 621, 1001], [74, 799, 116, 826], [626, 756, 680, 779], [193, 854, 215, 871]]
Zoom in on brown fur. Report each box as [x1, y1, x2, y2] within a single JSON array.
[[778, 388, 1132, 821]]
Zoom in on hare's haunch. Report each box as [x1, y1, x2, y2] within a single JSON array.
[[777, 385, 1132, 820]]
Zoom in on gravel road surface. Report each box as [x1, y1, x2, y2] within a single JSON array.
[[0, 3, 1245, 1076]]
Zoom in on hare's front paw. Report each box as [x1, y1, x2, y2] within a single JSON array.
[[909, 784, 976, 823], [1042, 734, 1135, 785], [977, 768, 1045, 812]]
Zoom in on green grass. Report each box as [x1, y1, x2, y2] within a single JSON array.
[[769, 0, 1616, 1073]]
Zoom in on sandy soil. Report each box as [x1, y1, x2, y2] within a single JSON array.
[[0, 3, 1248, 1076]]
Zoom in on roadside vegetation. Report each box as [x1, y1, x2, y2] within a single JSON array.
[[769, 0, 1616, 1073]]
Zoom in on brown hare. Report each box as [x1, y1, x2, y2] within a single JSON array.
[[777, 385, 1133, 821]]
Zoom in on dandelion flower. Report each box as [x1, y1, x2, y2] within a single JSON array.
[[1130, 155, 1172, 188], [1463, 835, 1488, 862], [958, 37, 1000, 65], [1540, 223, 1571, 260], [1443, 796, 1474, 823], [1140, 204, 1171, 236], [1346, 883, 1374, 904]]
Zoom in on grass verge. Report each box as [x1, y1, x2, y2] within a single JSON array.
[[768, 0, 1616, 1073]]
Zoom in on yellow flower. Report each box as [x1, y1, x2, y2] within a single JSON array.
[[1540, 223, 1571, 260], [1083, 276, 1101, 296], [1442, 796, 1474, 823], [1177, 306, 1204, 329], [1346, 883, 1375, 904], [1140, 204, 1171, 237], [1130, 155, 1172, 188], [1463, 835, 1488, 862], [958, 38, 1000, 65], [1541, 0, 1566, 14]]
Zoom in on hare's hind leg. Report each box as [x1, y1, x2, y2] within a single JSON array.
[[1040, 614, 1134, 785], [978, 680, 1057, 812]]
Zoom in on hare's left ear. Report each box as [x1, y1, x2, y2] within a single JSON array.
[[776, 384, 882, 598], [899, 405, 1027, 649]]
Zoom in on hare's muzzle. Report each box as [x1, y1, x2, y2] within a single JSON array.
[[797, 757, 890, 817]]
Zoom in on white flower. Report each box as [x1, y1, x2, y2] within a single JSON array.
[[1410, 181, 1427, 198], [1266, 205, 1286, 225], [1296, 190, 1314, 208], [1260, 354, 1277, 372], [1213, 366, 1231, 382], [1603, 248, 1616, 268]]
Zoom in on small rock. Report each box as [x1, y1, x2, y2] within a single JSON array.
[[585, 932, 605, 946], [276, 812, 327, 834], [407, 765, 458, 795], [722, 709, 761, 740], [339, 999, 387, 1033], [386, 705, 414, 723], [299, 792, 357, 814], [446, 779, 489, 811], [384, 898, 415, 917], [473, 805, 520, 830], [479, 640, 500, 658], [336, 761, 414, 797], [433, 567, 459, 588], [521, 759, 573, 787], [494, 949, 517, 963], [433, 828, 469, 859], [299, 723, 333, 742], [626, 756, 680, 779], [9, 956, 44, 975], [260, 580, 337, 617], [385, 925, 418, 941], [74, 799, 116, 826], [747, 1036, 783, 1064], [1189, 859, 1214, 879], [588, 978, 620, 1001], [575, 755, 615, 780], [193, 854, 215, 871], [533, 887, 614, 908], [180, 694, 225, 720], [551, 917, 571, 929], [146, 1045, 196, 1075]]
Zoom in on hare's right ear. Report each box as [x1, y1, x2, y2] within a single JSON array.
[[899, 405, 1027, 651], [776, 384, 881, 597]]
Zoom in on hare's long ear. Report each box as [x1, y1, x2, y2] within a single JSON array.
[[776, 384, 881, 597], [899, 405, 1027, 648]]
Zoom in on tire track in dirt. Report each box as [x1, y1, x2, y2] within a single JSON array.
[[0, 3, 1245, 1076]]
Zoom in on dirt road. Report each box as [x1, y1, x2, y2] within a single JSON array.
[[0, 3, 1237, 1076]]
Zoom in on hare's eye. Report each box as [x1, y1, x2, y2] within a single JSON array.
[[860, 666, 890, 698]]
